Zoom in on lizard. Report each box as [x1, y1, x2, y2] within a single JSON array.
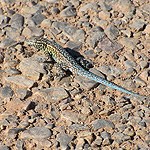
[[25, 37, 148, 99]]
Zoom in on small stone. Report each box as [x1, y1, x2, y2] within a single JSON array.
[[69, 124, 89, 131], [41, 19, 52, 28], [0, 145, 10, 150], [62, 25, 77, 39], [108, 114, 122, 123], [74, 75, 98, 90], [10, 14, 24, 29], [113, 0, 135, 16], [72, 29, 85, 43], [0, 38, 16, 48], [102, 138, 111, 146], [76, 138, 85, 150], [98, 36, 123, 54], [4, 76, 35, 88], [19, 57, 46, 80], [123, 125, 135, 136], [16, 89, 31, 100], [144, 24, 150, 34], [92, 119, 115, 130], [22, 26, 44, 38], [84, 49, 97, 58], [8, 128, 24, 139], [129, 19, 145, 31], [66, 41, 82, 51], [36, 87, 69, 103], [121, 29, 132, 37], [134, 77, 146, 87], [16, 140, 24, 150], [139, 70, 149, 83], [56, 133, 73, 149], [124, 60, 137, 69], [119, 37, 139, 50], [0, 52, 4, 63], [60, 6, 77, 17], [0, 15, 10, 28], [5, 68, 21, 76], [20, 127, 52, 139], [101, 131, 111, 139], [139, 60, 148, 69], [105, 25, 119, 40], [31, 12, 46, 25], [98, 11, 111, 20], [86, 26, 105, 48], [0, 85, 14, 98], [61, 110, 85, 123], [51, 7, 60, 14], [79, 2, 98, 13]]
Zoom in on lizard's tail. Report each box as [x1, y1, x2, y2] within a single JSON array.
[[77, 68, 147, 99]]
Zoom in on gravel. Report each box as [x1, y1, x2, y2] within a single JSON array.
[[0, 0, 149, 149]]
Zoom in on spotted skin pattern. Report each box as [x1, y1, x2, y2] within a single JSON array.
[[26, 37, 148, 99]]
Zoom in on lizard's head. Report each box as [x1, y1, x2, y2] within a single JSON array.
[[25, 37, 46, 51]]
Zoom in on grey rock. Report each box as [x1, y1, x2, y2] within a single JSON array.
[[10, 14, 24, 29], [51, 7, 60, 14], [108, 114, 122, 123], [69, 124, 89, 131], [16, 140, 24, 150], [36, 87, 69, 103], [20, 127, 52, 139], [92, 119, 115, 130], [86, 27, 106, 48], [66, 41, 82, 51], [8, 128, 24, 139], [105, 25, 119, 40], [79, 2, 98, 13], [16, 89, 31, 100], [70, 0, 80, 7], [41, 19, 52, 28], [141, 3, 150, 14], [52, 21, 68, 33], [0, 86, 14, 98], [63, 25, 77, 38], [72, 29, 85, 43], [61, 110, 85, 123], [74, 75, 98, 90], [0, 15, 10, 28], [56, 132, 73, 149], [5, 27, 21, 40], [139, 60, 148, 69], [31, 12, 46, 25], [129, 19, 145, 31], [60, 6, 77, 17], [4, 76, 35, 88], [84, 49, 97, 58], [99, 1, 112, 11], [19, 57, 46, 80], [0, 145, 10, 150], [101, 131, 111, 139], [28, 26, 44, 37], [112, 0, 135, 16], [0, 52, 4, 63], [5, 68, 21, 76], [98, 36, 123, 54], [119, 37, 139, 50], [0, 38, 16, 48], [124, 60, 137, 68]]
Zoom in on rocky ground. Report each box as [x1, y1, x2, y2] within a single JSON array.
[[0, 0, 149, 150]]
